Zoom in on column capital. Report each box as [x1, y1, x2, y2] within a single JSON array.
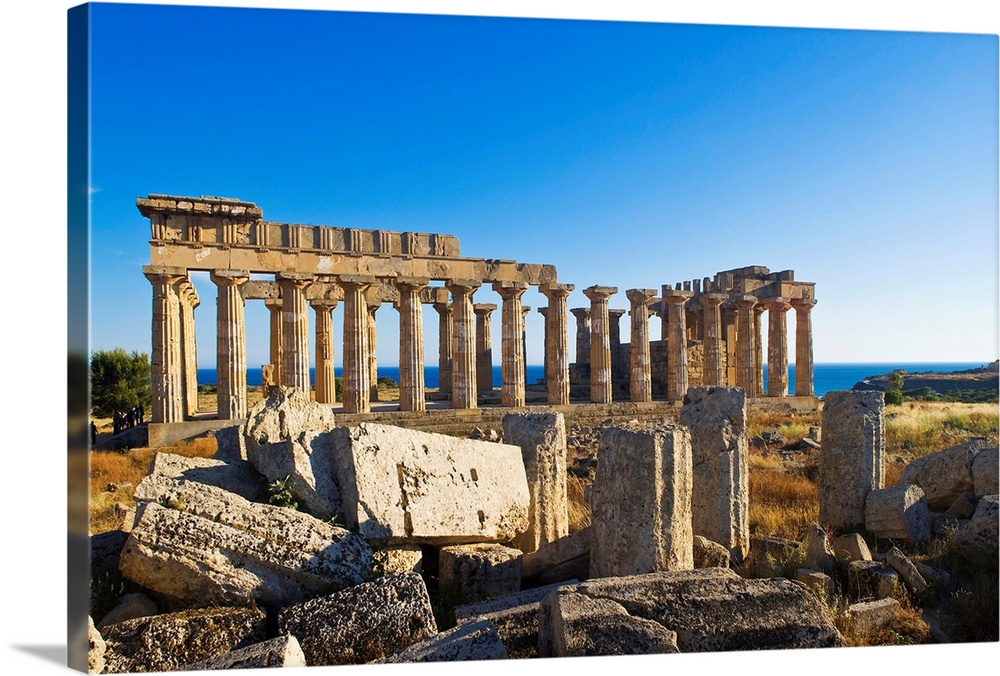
[[210, 269, 250, 286], [432, 301, 452, 315], [608, 309, 627, 321], [446, 278, 482, 294], [177, 280, 200, 308], [143, 265, 185, 285], [491, 280, 528, 297], [309, 298, 338, 311], [264, 297, 283, 310], [570, 307, 591, 321], [662, 289, 693, 304], [537, 306, 549, 317], [790, 297, 818, 310], [395, 276, 430, 293], [625, 288, 657, 304], [338, 274, 375, 291], [763, 296, 791, 311], [540, 282, 574, 300], [276, 271, 313, 284], [521, 305, 532, 315], [473, 303, 498, 316], [701, 292, 727, 307], [735, 294, 758, 309], [583, 285, 618, 302]]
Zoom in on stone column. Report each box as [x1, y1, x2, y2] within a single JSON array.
[[145, 267, 184, 424], [340, 275, 374, 413], [210, 270, 250, 420], [626, 288, 657, 403], [735, 296, 757, 396], [521, 305, 531, 384], [765, 298, 791, 397], [792, 298, 817, 396], [583, 286, 617, 404], [819, 391, 885, 530], [701, 293, 727, 387], [540, 284, 574, 405], [264, 298, 283, 386], [494, 282, 528, 408], [753, 304, 766, 396], [277, 272, 312, 394], [310, 299, 337, 405], [367, 301, 381, 401], [662, 288, 693, 401], [570, 308, 591, 365], [447, 279, 481, 409], [474, 303, 497, 393], [177, 280, 200, 418], [608, 309, 626, 349], [537, 306, 548, 383], [432, 302, 453, 396], [396, 277, 429, 412]]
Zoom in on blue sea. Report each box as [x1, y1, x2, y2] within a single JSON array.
[[196, 362, 990, 397]]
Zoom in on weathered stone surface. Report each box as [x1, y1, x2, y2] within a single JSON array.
[[502, 411, 569, 553], [819, 390, 885, 531], [931, 512, 961, 537], [553, 568, 843, 652], [330, 423, 530, 544], [591, 423, 693, 577], [120, 477, 372, 609], [278, 572, 438, 666], [183, 634, 307, 670], [864, 484, 931, 542], [145, 451, 263, 501], [744, 536, 799, 578], [843, 598, 900, 634], [794, 568, 836, 602], [375, 545, 423, 575], [440, 543, 523, 605], [375, 619, 508, 663], [885, 547, 928, 596], [102, 606, 267, 674], [833, 533, 872, 567], [213, 423, 248, 462], [846, 560, 900, 600], [680, 386, 749, 560], [244, 386, 340, 519], [91, 530, 129, 578], [915, 561, 950, 588], [952, 494, 999, 569], [97, 593, 158, 632], [897, 439, 986, 511], [945, 491, 978, 519], [693, 535, 731, 569], [972, 447, 999, 497], [88, 616, 106, 675], [540, 590, 679, 657], [800, 524, 836, 574], [522, 526, 590, 584]]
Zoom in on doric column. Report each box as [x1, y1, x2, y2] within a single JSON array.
[[177, 280, 200, 418], [701, 293, 727, 387], [310, 299, 338, 405], [626, 288, 657, 402], [753, 304, 766, 396], [264, 298, 283, 386], [447, 279, 481, 409], [662, 287, 693, 401], [608, 309, 626, 349], [791, 298, 818, 396], [367, 301, 381, 402], [765, 298, 791, 397], [432, 302, 453, 396], [210, 270, 250, 420], [340, 275, 374, 413], [570, 308, 591, 365], [583, 286, 617, 404], [537, 306, 548, 383], [474, 303, 497, 392], [521, 305, 531, 384], [735, 296, 758, 395], [144, 267, 185, 423], [540, 284, 574, 405], [277, 272, 312, 394], [494, 282, 528, 407], [396, 277, 429, 412]]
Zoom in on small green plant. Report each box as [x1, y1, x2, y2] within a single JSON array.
[[266, 475, 298, 510], [166, 495, 186, 510]]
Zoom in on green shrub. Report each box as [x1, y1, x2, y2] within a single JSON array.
[[885, 389, 904, 406]]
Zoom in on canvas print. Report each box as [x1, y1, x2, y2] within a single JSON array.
[[68, 2, 999, 673]]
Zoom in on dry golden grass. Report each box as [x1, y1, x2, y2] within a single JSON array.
[[566, 475, 591, 533], [747, 411, 821, 445], [837, 596, 932, 647], [884, 401, 998, 456], [748, 455, 818, 540]]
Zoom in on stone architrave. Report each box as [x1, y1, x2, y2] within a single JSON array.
[[474, 303, 498, 392], [540, 284, 574, 405], [494, 282, 528, 408], [626, 288, 657, 402], [144, 267, 185, 423], [177, 280, 200, 418], [264, 297, 283, 386], [819, 390, 885, 531], [448, 279, 481, 409], [395, 277, 429, 412], [367, 301, 381, 402], [791, 298, 817, 396], [570, 308, 591, 365], [432, 302, 453, 395], [584, 286, 618, 404], [865, 484, 931, 542], [662, 288, 693, 401], [765, 297, 790, 396], [502, 411, 569, 553], [439, 544, 523, 606], [591, 423, 693, 577], [211, 270, 251, 419], [311, 299, 337, 405], [340, 275, 374, 414], [735, 296, 757, 395], [277, 272, 313, 393], [679, 387, 749, 561], [701, 294, 727, 387]]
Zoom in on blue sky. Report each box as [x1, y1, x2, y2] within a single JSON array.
[[85, 2, 999, 368]]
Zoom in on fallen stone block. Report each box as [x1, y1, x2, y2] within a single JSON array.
[[88, 617, 106, 675], [97, 593, 158, 632], [931, 512, 961, 537], [794, 568, 836, 602], [744, 536, 799, 578], [91, 530, 129, 579], [800, 524, 836, 574], [693, 535, 731, 569], [144, 451, 263, 501], [864, 484, 930, 542], [846, 560, 899, 601], [898, 439, 987, 511], [886, 547, 928, 596], [102, 606, 267, 674], [330, 423, 530, 544], [213, 423, 248, 462], [183, 634, 307, 670], [522, 526, 590, 584], [833, 533, 872, 567], [278, 572, 438, 666], [972, 447, 999, 497], [945, 491, 978, 519], [915, 561, 950, 588], [120, 477, 372, 609], [952, 494, 999, 570], [374, 619, 508, 663], [843, 598, 900, 634], [375, 544, 423, 575], [439, 543, 522, 606]]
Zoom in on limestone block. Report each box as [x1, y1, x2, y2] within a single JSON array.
[[521, 526, 590, 584], [885, 547, 928, 596], [897, 439, 986, 510], [945, 491, 978, 519], [88, 617, 106, 675], [120, 477, 372, 609], [864, 483, 931, 542], [375, 544, 423, 575], [277, 572, 438, 666], [97, 593, 158, 632], [972, 447, 999, 497], [440, 543, 523, 605], [91, 530, 128, 579], [932, 512, 961, 537], [819, 390, 885, 531], [502, 411, 569, 553], [102, 606, 267, 674], [375, 619, 508, 663], [693, 535, 731, 569], [952, 494, 999, 570], [145, 451, 263, 501], [846, 560, 900, 601], [794, 568, 836, 602], [330, 423, 530, 544], [800, 524, 836, 574], [680, 386, 749, 560], [555, 568, 843, 652], [591, 423, 693, 577], [833, 533, 872, 567], [744, 536, 799, 578], [183, 634, 307, 670], [843, 598, 900, 634], [540, 590, 680, 657], [214, 423, 247, 462], [915, 561, 950, 588], [244, 386, 340, 519]]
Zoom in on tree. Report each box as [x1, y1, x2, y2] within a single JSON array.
[[90, 349, 151, 419], [885, 370, 905, 405]]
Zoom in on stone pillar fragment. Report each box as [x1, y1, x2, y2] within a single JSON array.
[[264, 298, 283, 387], [591, 423, 694, 577], [570, 308, 591, 365], [753, 304, 765, 396], [735, 296, 757, 395], [608, 310, 626, 349], [367, 302, 381, 402], [277, 273, 312, 394], [765, 298, 790, 397], [819, 390, 886, 531], [432, 302, 453, 396], [396, 277, 429, 412], [145, 267, 185, 423], [679, 387, 749, 561], [211, 270, 251, 419], [448, 280, 481, 409], [583, 286, 618, 404], [474, 303, 497, 393], [311, 300, 337, 405], [340, 276, 374, 414], [540, 284, 574, 405], [701, 294, 727, 387], [864, 484, 930, 542], [626, 289, 657, 403], [178, 280, 200, 418], [662, 288, 693, 401], [494, 282, 528, 408], [791, 298, 817, 396]]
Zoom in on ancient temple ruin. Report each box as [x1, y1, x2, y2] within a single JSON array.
[[138, 195, 817, 429]]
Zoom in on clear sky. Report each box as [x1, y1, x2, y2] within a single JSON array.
[[84, 1, 999, 369]]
